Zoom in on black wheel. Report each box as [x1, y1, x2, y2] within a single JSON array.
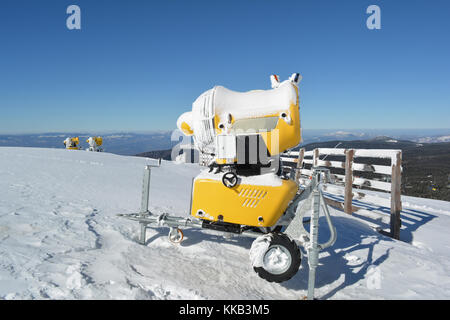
[[251, 233, 301, 283], [168, 227, 184, 244]]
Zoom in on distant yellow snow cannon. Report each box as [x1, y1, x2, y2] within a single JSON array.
[[63, 137, 81, 150], [119, 73, 337, 299], [86, 136, 103, 152]]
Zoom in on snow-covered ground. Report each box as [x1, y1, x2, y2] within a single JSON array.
[[0, 147, 449, 300]]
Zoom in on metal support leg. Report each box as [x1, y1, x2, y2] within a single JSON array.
[[140, 165, 152, 214], [137, 163, 160, 245], [307, 187, 320, 300], [277, 168, 337, 299], [140, 222, 147, 245], [138, 166, 152, 245]]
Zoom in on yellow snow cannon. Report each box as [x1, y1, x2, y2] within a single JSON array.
[[120, 73, 338, 291], [63, 137, 81, 150], [176, 73, 302, 231], [176, 74, 304, 282], [86, 136, 103, 152]]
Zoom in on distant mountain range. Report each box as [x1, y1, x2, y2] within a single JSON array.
[[0, 132, 176, 156], [300, 129, 450, 145], [1, 129, 449, 156], [297, 135, 422, 151]]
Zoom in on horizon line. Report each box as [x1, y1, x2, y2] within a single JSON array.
[[1, 128, 450, 135]]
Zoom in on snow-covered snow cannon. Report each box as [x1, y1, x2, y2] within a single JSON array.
[[63, 137, 81, 150], [177, 73, 302, 164], [176, 74, 303, 226], [119, 74, 337, 299], [86, 136, 103, 152], [173, 73, 305, 279]]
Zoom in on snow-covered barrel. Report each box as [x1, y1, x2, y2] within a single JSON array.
[[176, 73, 302, 163]]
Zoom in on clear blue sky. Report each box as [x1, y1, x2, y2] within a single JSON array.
[[0, 0, 449, 133]]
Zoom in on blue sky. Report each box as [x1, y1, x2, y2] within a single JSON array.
[[0, 0, 449, 133]]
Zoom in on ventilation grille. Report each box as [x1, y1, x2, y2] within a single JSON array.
[[238, 188, 268, 208]]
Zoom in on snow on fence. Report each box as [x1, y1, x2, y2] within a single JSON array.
[[282, 148, 402, 239]]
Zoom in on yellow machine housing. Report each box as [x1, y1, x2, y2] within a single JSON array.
[[178, 73, 303, 228], [191, 172, 298, 227], [86, 136, 103, 146], [96, 137, 103, 146], [214, 87, 301, 163], [64, 137, 80, 150]]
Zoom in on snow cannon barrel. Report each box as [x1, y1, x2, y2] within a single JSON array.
[[86, 136, 103, 152], [177, 112, 194, 136], [176, 73, 302, 164]]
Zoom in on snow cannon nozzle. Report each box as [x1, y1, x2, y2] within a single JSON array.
[[289, 73, 302, 86], [270, 74, 280, 88]]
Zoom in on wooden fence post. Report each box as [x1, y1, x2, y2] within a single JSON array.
[[344, 149, 355, 214], [390, 151, 402, 239], [313, 148, 319, 167], [294, 148, 305, 183]]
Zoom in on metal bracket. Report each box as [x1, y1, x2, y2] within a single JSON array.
[[284, 167, 337, 300], [137, 160, 161, 244]]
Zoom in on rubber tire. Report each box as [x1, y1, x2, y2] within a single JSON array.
[[253, 233, 301, 283]]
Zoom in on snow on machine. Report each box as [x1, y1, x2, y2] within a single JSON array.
[[119, 73, 337, 299], [63, 137, 81, 150], [86, 136, 103, 152]]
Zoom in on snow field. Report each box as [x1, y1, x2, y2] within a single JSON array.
[[0, 147, 449, 299]]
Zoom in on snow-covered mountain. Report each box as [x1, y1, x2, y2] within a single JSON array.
[[0, 147, 449, 299], [300, 129, 450, 145], [2, 129, 450, 156], [415, 135, 450, 143]]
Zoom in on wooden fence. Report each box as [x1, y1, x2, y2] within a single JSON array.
[[282, 148, 402, 239]]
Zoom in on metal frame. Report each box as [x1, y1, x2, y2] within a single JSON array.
[[118, 164, 337, 300]]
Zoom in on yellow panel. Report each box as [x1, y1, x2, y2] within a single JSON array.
[[214, 115, 222, 135], [214, 114, 235, 135], [95, 137, 103, 146], [191, 177, 298, 227], [180, 122, 194, 135], [260, 102, 301, 156], [213, 84, 300, 164], [215, 158, 237, 165]]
